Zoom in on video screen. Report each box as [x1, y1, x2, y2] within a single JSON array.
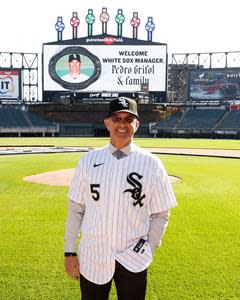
[[0, 69, 21, 99], [188, 68, 240, 100], [43, 44, 167, 94], [55, 54, 95, 82]]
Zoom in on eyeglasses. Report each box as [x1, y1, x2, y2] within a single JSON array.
[[110, 114, 136, 123]]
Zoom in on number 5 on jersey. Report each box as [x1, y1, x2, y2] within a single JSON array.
[[90, 184, 100, 201]]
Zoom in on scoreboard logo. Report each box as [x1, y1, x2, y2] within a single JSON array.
[[0, 70, 20, 99], [0, 76, 15, 94]]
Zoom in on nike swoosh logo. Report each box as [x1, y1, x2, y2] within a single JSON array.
[[93, 163, 104, 167]]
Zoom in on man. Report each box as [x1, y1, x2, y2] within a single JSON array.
[[61, 54, 89, 83], [64, 97, 177, 300]]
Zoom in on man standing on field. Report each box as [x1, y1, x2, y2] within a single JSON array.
[[64, 97, 177, 300]]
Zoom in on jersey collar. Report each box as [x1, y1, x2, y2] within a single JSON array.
[[108, 142, 136, 157]]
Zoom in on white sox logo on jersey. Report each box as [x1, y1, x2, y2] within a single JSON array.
[[124, 172, 146, 207]]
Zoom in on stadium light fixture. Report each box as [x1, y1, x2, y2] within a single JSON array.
[[145, 17, 155, 42], [100, 7, 110, 34], [130, 12, 140, 39], [115, 9, 125, 37], [70, 12, 80, 39], [85, 9, 95, 37], [55, 16, 65, 41]]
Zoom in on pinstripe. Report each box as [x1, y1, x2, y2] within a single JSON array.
[[98, 148, 109, 280], [126, 151, 138, 248], [116, 156, 129, 251], [68, 144, 176, 284], [103, 149, 114, 277]]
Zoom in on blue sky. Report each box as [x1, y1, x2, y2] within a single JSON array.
[[1, 0, 239, 56]]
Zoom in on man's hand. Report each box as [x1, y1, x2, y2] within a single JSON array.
[[65, 256, 80, 280]]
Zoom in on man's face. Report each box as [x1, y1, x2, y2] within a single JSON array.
[[69, 59, 81, 75], [104, 112, 139, 148]]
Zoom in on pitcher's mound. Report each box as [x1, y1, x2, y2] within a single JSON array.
[[24, 169, 181, 186]]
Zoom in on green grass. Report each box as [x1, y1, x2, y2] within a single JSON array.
[[0, 137, 240, 149], [0, 148, 239, 299]]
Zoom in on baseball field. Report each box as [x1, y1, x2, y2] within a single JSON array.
[[0, 137, 239, 299]]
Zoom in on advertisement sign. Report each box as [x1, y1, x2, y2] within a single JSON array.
[[188, 68, 240, 100], [43, 44, 167, 94], [0, 69, 21, 99]]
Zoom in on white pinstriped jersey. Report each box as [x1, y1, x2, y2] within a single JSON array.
[[68, 143, 177, 284]]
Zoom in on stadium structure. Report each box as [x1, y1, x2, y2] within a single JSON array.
[[0, 8, 240, 138]]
